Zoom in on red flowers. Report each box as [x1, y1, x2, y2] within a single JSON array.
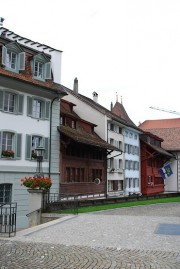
[[2, 149, 14, 157], [21, 176, 52, 190]]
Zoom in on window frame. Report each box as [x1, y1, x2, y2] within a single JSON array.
[[32, 54, 51, 81], [0, 130, 22, 160], [2, 44, 25, 73], [27, 96, 50, 120], [26, 134, 49, 161], [0, 184, 12, 203], [0, 90, 24, 115]]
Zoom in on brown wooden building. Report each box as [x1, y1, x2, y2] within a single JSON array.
[[59, 99, 117, 195], [140, 132, 173, 195]]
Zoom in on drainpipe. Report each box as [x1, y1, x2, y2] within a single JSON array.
[[49, 95, 60, 177]]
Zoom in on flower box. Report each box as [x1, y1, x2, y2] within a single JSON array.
[[21, 176, 52, 190], [1, 149, 14, 158]]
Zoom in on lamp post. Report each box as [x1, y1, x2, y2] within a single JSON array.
[[35, 146, 45, 178]]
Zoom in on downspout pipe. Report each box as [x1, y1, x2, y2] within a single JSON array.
[[49, 95, 60, 177]]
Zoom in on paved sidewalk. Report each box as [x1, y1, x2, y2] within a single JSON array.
[[0, 203, 180, 268]]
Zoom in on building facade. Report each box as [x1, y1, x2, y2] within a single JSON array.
[[0, 27, 66, 228]]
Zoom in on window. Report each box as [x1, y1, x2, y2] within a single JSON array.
[[0, 131, 22, 159], [26, 135, 49, 161], [32, 99, 42, 119], [125, 144, 128, 153], [0, 91, 23, 115], [34, 61, 44, 79], [27, 96, 50, 120], [110, 123, 114, 131], [125, 160, 129, 169], [0, 184, 12, 203], [72, 120, 76, 129], [110, 138, 114, 146], [2, 44, 25, 73], [118, 159, 122, 169], [32, 54, 51, 81]]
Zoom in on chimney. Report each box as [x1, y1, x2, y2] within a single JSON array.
[[110, 102, 113, 111], [0, 17, 5, 26], [73, 77, 78, 94], [93, 92, 98, 103]]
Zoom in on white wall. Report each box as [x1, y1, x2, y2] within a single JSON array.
[[63, 94, 108, 140]]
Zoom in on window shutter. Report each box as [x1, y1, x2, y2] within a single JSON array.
[[44, 62, 51, 79], [114, 159, 118, 170], [2, 46, 7, 66], [45, 101, 50, 120], [27, 96, 32, 116], [0, 132, 1, 154], [15, 133, 22, 159], [17, 94, 24, 114], [18, 52, 25, 70], [26, 135, 32, 160], [43, 137, 49, 161], [0, 91, 3, 110]]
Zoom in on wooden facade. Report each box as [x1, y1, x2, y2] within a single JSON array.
[[140, 132, 172, 195], [59, 99, 116, 195]]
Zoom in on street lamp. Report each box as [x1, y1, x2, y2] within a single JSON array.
[[35, 146, 45, 178]]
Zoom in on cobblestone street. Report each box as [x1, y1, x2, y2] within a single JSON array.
[[0, 203, 180, 268]]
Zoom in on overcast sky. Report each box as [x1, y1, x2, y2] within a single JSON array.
[[1, 0, 180, 125]]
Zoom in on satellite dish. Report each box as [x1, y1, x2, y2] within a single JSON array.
[[94, 178, 100, 185]]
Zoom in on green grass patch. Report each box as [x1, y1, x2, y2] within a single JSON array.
[[54, 196, 180, 214]]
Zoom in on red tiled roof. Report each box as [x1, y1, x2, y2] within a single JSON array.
[[139, 118, 180, 129], [139, 119, 180, 151], [0, 68, 66, 95]]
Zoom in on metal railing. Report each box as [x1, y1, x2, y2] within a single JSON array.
[[0, 203, 17, 237], [43, 193, 81, 214]]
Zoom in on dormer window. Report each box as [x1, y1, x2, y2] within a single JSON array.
[[32, 53, 51, 81], [2, 43, 25, 73]]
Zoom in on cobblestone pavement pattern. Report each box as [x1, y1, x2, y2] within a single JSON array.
[[0, 203, 180, 269]]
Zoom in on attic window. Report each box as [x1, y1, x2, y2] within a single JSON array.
[[32, 54, 51, 81], [72, 120, 76, 129], [2, 44, 25, 73]]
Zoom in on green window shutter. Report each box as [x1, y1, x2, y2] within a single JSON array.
[[43, 137, 49, 161], [0, 132, 1, 156], [0, 91, 3, 110], [45, 101, 50, 120], [2, 46, 7, 66], [18, 52, 25, 70], [40, 101, 45, 119], [44, 62, 51, 79], [27, 96, 32, 116], [15, 133, 22, 159], [26, 134, 32, 160], [17, 94, 24, 114]]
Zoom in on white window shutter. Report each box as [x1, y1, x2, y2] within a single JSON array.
[[18, 52, 25, 70], [44, 62, 51, 79], [2, 46, 7, 66]]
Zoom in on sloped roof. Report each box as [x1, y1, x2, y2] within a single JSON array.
[[139, 118, 180, 129], [58, 126, 118, 151], [139, 119, 180, 151], [141, 139, 173, 157], [112, 102, 136, 127], [62, 86, 141, 132], [0, 67, 66, 95]]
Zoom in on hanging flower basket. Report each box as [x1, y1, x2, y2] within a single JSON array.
[[1, 149, 14, 158], [21, 176, 52, 190]]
